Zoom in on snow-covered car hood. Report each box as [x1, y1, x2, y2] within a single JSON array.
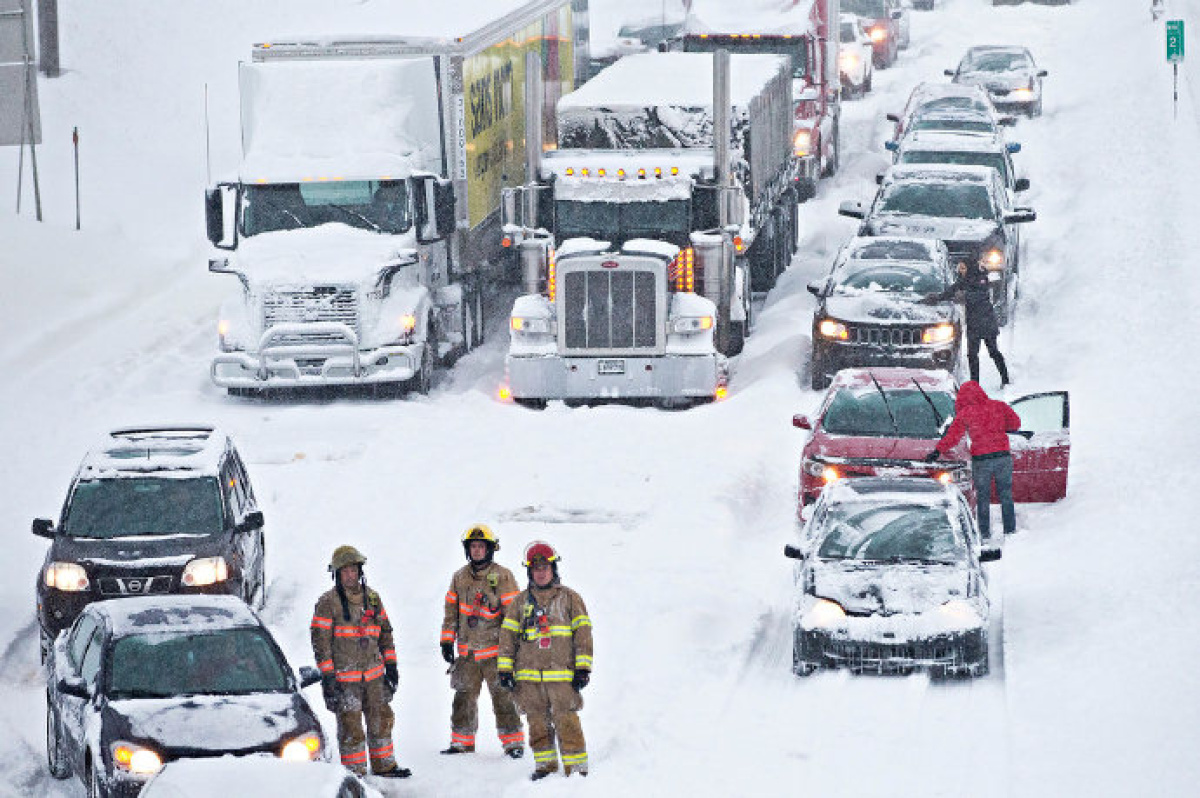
[[823, 293, 954, 325], [233, 224, 418, 288], [55, 534, 221, 570], [806, 433, 945, 464], [109, 692, 316, 755], [867, 216, 997, 242], [812, 560, 970, 616]]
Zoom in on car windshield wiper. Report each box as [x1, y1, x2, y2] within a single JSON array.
[[911, 378, 944, 430], [868, 371, 899, 435], [325, 204, 382, 232], [112, 688, 176, 699]]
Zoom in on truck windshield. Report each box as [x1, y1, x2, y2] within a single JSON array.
[[557, 200, 691, 247], [683, 36, 809, 81], [842, 0, 888, 18], [241, 180, 411, 237], [64, 477, 224, 539]]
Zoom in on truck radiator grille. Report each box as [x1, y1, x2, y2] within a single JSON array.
[[562, 270, 657, 351], [262, 287, 359, 343], [847, 325, 922, 346]]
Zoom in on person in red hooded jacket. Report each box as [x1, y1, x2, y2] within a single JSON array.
[[926, 380, 1028, 538]]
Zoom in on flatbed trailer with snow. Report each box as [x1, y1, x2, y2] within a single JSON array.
[[203, 0, 590, 395], [500, 51, 797, 405]]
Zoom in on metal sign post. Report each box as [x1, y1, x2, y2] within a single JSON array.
[[1167, 19, 1185, 120], [1, 0, 42, 219]]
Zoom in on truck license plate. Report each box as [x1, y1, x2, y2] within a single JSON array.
[[597, 359, 625, 375]]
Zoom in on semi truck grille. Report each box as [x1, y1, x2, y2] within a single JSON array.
[[847, 325, 922, 346], [562, 270, 657, 351], [262, 287, 359, 343]]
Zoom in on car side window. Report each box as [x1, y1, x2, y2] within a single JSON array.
[[79, 627, 105, 688], [67, 614, 99, 669], [232, 452, 256, 508]]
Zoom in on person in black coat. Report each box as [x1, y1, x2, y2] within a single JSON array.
[[924, 260, 1010, 385]]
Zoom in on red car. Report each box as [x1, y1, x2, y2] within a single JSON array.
[[793, 367, 1070, 517]]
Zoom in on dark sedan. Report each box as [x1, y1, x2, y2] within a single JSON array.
[[45, 595, 325, 797], [785, 478, 997, 678], [808, 236, 962, 389]]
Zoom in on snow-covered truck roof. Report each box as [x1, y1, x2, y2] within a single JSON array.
[[250, 0, 573, 55], [684, 0, 817, 36], [558, 53, 790, 114], [238, 58, 442, 182]]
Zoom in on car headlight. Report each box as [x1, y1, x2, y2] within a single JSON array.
[[181, 556, 229, 587], [938, 599, 982, 625], [510, 316, 553, 336], [793, 128, 813, 158], [111, 742, 163, 775], [44, 562, 89, 592], [817, 319, 849, 340], [922, 323, 956, 344], [671, 315, 714, 334], [869, 27, 887, 42], [1012, 87, 1034, 100], [802, 459, 840, 484], [280, 732, 322, 762], [802, 598, 848, 628], [980, 248, 1005, 271]]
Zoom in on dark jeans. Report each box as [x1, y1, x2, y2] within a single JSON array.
[[972, 453, 1016, 539], [967, 331, 1009, 384]]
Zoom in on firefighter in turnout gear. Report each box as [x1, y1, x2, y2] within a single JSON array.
[[440, 525, 526, 757], [310, 546, 411, 778], [498, 541, 593, 780]]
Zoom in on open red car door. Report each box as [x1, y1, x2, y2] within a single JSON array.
[[1007, 391, 1070, 502]]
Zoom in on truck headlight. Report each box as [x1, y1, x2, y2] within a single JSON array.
[[393, 314, 417, 345], [793, 129, 813, 158], [980, 249, 1005, 271], [1012, 87, 1034, 100], [217, 319, 234, 352], [817, 319, 848, 340], [922, 323, 956, 344], [869, 26, 887, 43], [671, 315, 714, 334], [44, 562, 89, 592], [839, 52, 858, 69], [111, 742, 163, 775], [511, 316, 552, 336], [802, 598, 847, 629], [181, 556, 229, 587], [280, 732, 322, 762]]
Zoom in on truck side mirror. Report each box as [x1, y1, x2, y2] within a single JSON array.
[[981, 548, 1002, 563], [1014, 177, 1030, 192], [32, 518, 55, 538], [415, 177, 444, 244], [943, 69, 955, 77], [434, 178, 457, 238], [500, 187, 520, 228], [885, 113, 901, 123], [783, 544, 805, 560], [205, 184, 238, 250]]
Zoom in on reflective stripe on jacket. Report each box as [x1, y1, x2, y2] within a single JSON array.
[[441, 562, 520, 661], [498, 583, 592, 680], [311, 585, 396, 683]]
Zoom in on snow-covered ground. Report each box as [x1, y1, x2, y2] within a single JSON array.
[[3, 0, 1200, 795]]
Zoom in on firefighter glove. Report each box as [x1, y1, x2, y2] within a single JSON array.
[[499, 672, 516, 691], [441, 642, 456, 665], [385, 664, 399, 694], [320, 673, 340, 712], [572, 669, 590, 691], [923, 450, 941, 463]]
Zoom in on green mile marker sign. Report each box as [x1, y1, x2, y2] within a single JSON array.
[[1167, 20, 1185, 63]]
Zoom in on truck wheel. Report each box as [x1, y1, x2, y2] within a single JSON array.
[[727, 322, 746, 356], [412, 342, 434, 395], [749, 220, 777, 292]]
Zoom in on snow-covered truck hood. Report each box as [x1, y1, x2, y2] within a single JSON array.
[[867, 216, 997, 242], [109, 692, 317, 755], [812, 560, 971, 616], [233, 224, 418, 288], [823, 293, 954, 325]]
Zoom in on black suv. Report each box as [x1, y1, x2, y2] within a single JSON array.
[[33, 426, 266, 660], [45, 595, 324, 797], [838, 164, 1036, 325]]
